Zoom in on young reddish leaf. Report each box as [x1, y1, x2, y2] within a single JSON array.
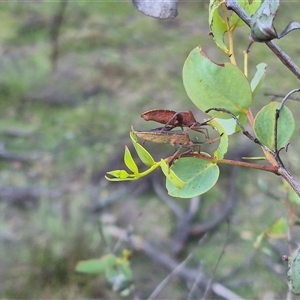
[[253, 102, 295, 150], [124, 146, 139, 174], [183, 47, 252, 118], [166, 156, 219, 198], [160, 159, 185, 189]]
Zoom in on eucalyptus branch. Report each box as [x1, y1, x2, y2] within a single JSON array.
[[265, 92, 300, 102], [205, 107, 272, 153], [205, 107, 300, 197], [226, 0, 300, 80], [182, 151, 279, 173], [273, 88, 300, 197]]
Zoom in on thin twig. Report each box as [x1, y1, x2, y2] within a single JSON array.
[[191, 166, 238, 236], [205, 108, 272, 153], [49, 0, 68, 72], [277, 88, 300, 111], [171, 196, 201, 256], [202, 220, 231, 300], [226, 0, 300, 79], [264, 92, 300, 102], [107, 226, 245, 300], [187, 261, 204, 300], [151, 176, 183, 218], [147, 253, 193, 300], [274, 89, 300, 153], [206, 107, 300, 197]]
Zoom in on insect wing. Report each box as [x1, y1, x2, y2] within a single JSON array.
[[141, 109, 177, 125]]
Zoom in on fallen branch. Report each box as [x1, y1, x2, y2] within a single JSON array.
[[107, 226, 245, 300]]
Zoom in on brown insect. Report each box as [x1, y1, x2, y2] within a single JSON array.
[[141, 109, 213, 143], [141, 109, 200, 128], [134, 129, 198, 147], [134, 128, 201, 165]]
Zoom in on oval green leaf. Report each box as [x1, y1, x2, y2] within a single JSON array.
[[183, 47, 252, 118], [124, 146, 139, 174], [166, 156, 219, 198], [288, 248, 300, 295], [253, 102, 295, 150], [130, 128, 155, 166], [76, 254, 117, 274]]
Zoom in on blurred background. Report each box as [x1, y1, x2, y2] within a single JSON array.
[[0, 0, 300, 299]]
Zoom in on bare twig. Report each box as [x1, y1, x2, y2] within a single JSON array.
[[191, 166, 238, 236], [0, 152, 38, 163], [226, 0, 300, 79], [206, 107, 300, 197], [171, 196, 201, 256], [107, 226, 245, 300], [274, 88, 300, 153], [49, 0, 68, 71], [147, 253, 193, 300], [264, 92, 300, 102], [202, 220, 230, 300], [151, 176, 183, 218], [0, 185, 62, 208], [205, 108, 271, 152]]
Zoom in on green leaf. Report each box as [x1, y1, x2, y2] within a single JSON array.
[[75, 254, 117, 274], [106, 170, 133, 180], [231, 0, 262, 28], [207, 119, 228, 160], [124, 146, 139, 174], [209, 0, 228, 53], [183, 47, 252, 118], [160, 159, 185, 189], [130, 128, 155, 167], [214, 118, 236, 135], [265, 218, 287, 238], [105, 262, 134, 295], [118, 262, 133, 280], [253, 102, 295, 150], [251, 63, 267, 96], [253, 231, 265, 249], [288, 248, 300, 295], [166, 156, 219, 198], [250, 0, 279, 42]]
